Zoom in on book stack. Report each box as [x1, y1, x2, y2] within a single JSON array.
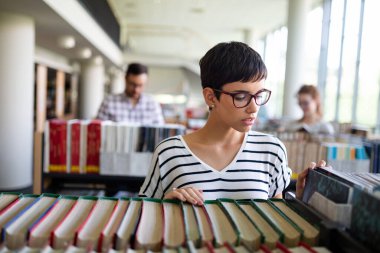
[[45, 120, 185, 176], [0, 192, 332, 252], [267, 131, 371, 177], [100, 122, 186, 176], [301, 166, 380, 252]]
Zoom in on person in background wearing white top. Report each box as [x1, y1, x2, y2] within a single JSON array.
[[96, 63, 164, 125], [139, 42, 323, 204], [285, 84, 334, 135]]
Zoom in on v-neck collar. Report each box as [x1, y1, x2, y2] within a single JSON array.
[[179, 132, 248, 173]]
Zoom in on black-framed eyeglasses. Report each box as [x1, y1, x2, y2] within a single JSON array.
[[213, 88, 272, 108]]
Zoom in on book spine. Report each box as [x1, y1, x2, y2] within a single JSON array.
[[70, 122, 81, 173], [86, 121, 102, 174]]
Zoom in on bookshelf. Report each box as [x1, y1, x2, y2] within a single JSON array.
[[42, 172, 144, 196], [33, 64, 79, 195]]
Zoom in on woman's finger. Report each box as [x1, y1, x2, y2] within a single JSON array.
[[317, 160, 326, 167], [186, 188, 204, 205], [177, 189, 197, 204]]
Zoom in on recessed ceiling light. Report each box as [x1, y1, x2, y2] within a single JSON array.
[[78, 47, 92, 59], [57, 35, 76, 49]]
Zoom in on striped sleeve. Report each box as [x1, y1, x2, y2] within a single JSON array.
[[138, 149, 164, 198], [268, 139, 292, 197]]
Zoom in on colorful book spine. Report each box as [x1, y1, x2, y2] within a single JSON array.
[[48, 120, 67, 172], [85, 120, 102, 173]]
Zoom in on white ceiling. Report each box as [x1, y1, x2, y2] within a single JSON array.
[[0, 0, 322, 71], [108, 0, 291, 62]]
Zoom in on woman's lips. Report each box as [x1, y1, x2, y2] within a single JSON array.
[[242, 117, 255, 126]]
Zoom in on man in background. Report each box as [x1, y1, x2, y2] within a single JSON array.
[[97, 63, 164, 124]]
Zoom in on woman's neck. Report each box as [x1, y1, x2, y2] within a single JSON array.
[[192, 115, 245, 146]]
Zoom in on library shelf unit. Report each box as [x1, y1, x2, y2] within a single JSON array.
[[42, 172, 144, 196]]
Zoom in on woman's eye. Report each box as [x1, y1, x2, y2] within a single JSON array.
[[234, 93, 248, 101]]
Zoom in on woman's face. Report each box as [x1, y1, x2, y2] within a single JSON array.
[[298, 93, 317, 116], [213, 79, 266, 132]]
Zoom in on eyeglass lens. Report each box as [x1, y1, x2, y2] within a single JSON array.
[[234, 90, 271, 107]]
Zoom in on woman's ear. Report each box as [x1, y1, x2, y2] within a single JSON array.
[[203, 87, 216, 107]]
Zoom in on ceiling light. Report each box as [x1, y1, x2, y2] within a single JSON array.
[[57, 35, 76, 49], [93, 55, 103, 65], [78, 47, 92, 59]]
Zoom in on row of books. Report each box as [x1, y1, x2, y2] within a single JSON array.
[[301, 166, 380, 252], [0, 193, 326, 252], [0, 242, 330, 253], [363, 140, 380, 173], [45, 120, 185, 174]]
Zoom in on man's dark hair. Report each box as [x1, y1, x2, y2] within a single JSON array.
[[126, 63, 148, 76], [199, 41, 267, 97]]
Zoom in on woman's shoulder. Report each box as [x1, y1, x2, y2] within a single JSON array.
[[247, 130, 283, 144], [154, 135, 184, 152]]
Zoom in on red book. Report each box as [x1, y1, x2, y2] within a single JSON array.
[[69, 120, 81, 173], [48, 120, 67, 173], [85, 120, 102, 173]]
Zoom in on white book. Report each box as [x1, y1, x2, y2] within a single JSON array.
[[238, 202, 279, 249], [203, 201, 237, 247], [115, 199, 142, 251], [64, 245, 86, 253], [163, 201, 185, 248], [28, 196, 77, 249], [0, 193, 19, 212], [97, 198, 129, 252], [182, 203, 200, 246], [135, 200, 163, 251], [220, 200, 261, 251], [76, 197, 118, 250], [5, 195, 58, 250], [41, 245, 64, 253], [52, 197, 97, 249], [17, 246, 42, 253], [192, 205, 213, 246], [0, 195, 38, 240]]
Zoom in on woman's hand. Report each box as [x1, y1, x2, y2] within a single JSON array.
[[164, 187, 204, 205], [296, 160, 326, 199]]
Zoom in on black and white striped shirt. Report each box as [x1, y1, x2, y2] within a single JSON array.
[[139, 131, 292, 200]]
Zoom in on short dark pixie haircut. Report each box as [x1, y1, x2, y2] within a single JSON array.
[[126, 63, 148, 77], [199, 41, 267, 98]]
